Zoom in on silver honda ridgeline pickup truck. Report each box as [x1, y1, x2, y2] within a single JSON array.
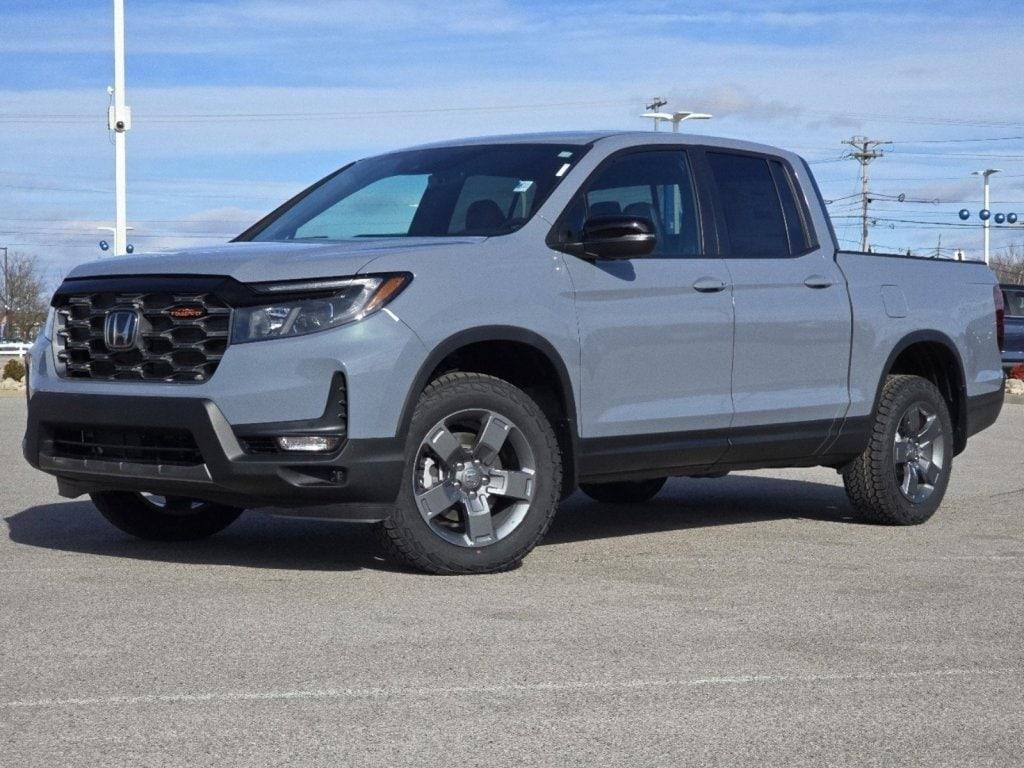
[[24, 132, 1005, 574]]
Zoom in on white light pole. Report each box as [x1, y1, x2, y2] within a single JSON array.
[[972, 168, 1000, 266], [109, 0, 132, 256], [640, 110, 712, 132]]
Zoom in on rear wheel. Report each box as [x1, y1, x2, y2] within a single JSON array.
[[580, 477, 667, 504], [842, 375, 953, 525], [379, 372, 561, 574], [91, 491, 243, 541]]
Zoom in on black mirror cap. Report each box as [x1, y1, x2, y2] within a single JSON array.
[[580, 215, 657, 260]]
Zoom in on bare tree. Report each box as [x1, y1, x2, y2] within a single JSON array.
[[991, 243, 1024, 286], [1, 250, 49, 340]]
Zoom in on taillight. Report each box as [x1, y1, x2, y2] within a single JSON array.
[[994, 285, 1005, 351]]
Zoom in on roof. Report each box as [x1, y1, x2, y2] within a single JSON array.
[[399, 130, 797, 160]]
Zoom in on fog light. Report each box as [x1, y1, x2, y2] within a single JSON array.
[[275, 435, 341, 452]]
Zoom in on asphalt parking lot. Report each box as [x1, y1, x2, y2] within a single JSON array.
[[1, 393, 1021, 767]]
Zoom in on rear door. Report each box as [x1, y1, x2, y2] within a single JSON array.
[[700, 149, 851, 461], [558, 147, 735, 470]]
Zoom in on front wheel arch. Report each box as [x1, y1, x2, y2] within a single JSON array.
[[397, 326, 580, 497]]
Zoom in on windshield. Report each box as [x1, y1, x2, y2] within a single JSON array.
[[244, 143, 589, 242]]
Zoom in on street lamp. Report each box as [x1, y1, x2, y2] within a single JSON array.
[[640, 110, 712, 132], [972, 168, 1001, 266]]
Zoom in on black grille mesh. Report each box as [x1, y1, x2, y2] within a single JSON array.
[[51, 426, 204, 466], [54, 291, 230, 382]]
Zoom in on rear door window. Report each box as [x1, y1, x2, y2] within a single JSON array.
[[707, 152, 790, 258]]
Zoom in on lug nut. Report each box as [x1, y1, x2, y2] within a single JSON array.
[[456, 462, 464, 470]]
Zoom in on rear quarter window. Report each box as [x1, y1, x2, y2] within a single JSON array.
[[769, 160, 816, 253]]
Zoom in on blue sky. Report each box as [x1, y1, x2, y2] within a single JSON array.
[[2, 0, 1024, 278]]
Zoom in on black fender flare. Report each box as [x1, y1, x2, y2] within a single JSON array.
[[395, 326, 580, 493], [396, 325, 578, 436], [870, 329, 968, 453]]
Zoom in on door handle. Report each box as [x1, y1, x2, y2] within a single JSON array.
[[804, 275, 834, 289], [693, 277, 729, 293]]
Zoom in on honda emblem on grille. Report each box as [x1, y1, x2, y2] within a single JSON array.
[[104, 309, 140, 351]]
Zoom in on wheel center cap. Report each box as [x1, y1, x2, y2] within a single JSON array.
[[459, 465, 484, 491]]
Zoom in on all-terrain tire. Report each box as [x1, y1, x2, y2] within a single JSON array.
[[379, 372, 562, 575], [580, 477, 667, 504], [91, 491, 244, 541], [842, 374, 953, 525]]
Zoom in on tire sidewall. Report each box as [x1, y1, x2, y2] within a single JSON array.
[[878, 379, 954, 523]]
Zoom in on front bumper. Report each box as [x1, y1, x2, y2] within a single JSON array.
[[23, 390, 404, 519]]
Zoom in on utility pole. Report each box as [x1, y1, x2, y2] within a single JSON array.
[[109, 0, 131, 256], [972, 168, 1001, 266], [843, 136, 891, 252], [1, 246, 7, 340]]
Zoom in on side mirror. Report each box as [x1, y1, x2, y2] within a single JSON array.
[[579, 215, 657, 260]]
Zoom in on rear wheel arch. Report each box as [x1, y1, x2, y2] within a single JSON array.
[[397, 327, 579, 497], [875, 331, 967, 454]]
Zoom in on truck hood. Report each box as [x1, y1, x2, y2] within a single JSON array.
[[65, 238, 485, 283]]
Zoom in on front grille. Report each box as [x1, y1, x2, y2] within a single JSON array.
[[50, 426, 204, 466], [54, 290, 230, 382]]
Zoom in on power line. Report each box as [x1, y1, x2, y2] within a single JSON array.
[[894, 134, 1024, 144], [0, 98, 636, 124], [0, 230, 230, 239], [889, 150, 1024, 159]]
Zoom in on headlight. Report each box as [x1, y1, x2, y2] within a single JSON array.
[[231, 274, 410, 344]]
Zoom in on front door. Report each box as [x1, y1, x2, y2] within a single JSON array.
[[558, 148, 735, 473]]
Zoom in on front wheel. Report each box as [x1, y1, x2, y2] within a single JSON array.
[[379, 372, 562, 574], [842, 374, 953, 525], [91, 491, 244, 541]]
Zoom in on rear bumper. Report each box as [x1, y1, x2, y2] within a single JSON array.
[[23, 390, 404, 519]]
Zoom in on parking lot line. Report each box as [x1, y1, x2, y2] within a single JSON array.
[[3, 667, 1019, 710]]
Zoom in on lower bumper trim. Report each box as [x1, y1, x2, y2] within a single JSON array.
[[40, 454, 213, 482], [25, 390, 404, 517]]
